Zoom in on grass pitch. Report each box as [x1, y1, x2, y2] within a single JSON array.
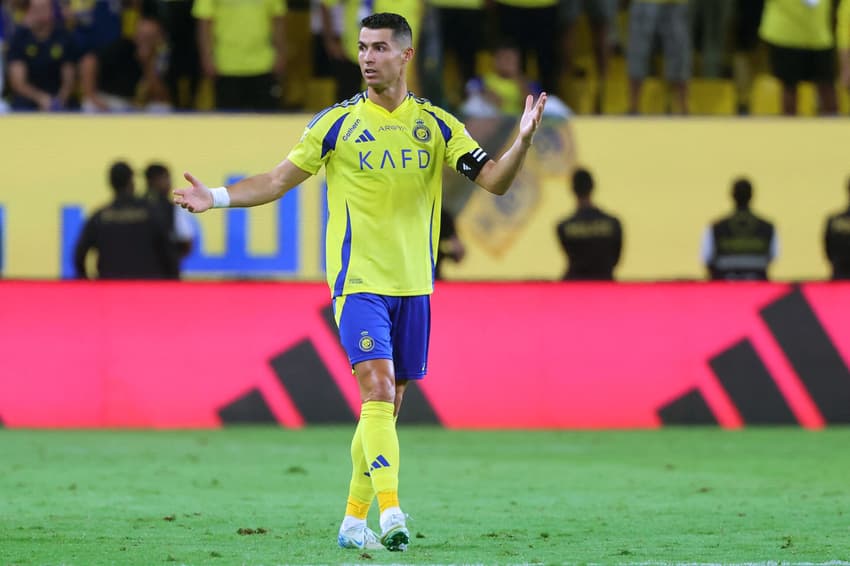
[[1, 427, 849, 565]]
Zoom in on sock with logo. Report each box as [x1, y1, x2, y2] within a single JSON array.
[[344, 418, 374, 522], [359, 401, 401, 516]]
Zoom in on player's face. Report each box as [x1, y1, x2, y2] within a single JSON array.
[[357, 27, 412, 91]]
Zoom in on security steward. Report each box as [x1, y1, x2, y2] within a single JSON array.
[[703, 178, 778, 281], [824, 177, 850, 280], [555, 167, 623, 281], [74, 161, 175, 279]]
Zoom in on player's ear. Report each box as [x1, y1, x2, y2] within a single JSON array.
[[402, 47, 414, 63]]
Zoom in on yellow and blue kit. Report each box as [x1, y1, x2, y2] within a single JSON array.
[[287, 91, 490, 373], [287, 91, 488, 298]]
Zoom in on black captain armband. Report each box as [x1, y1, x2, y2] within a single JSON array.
[[456, 148, 490, 181]]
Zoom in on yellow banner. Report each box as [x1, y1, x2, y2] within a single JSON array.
[[1, 116, 847, 280], [447, 118, 849, 281], [0, 115, 325, 279]]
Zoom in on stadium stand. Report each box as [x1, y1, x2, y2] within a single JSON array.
[[1, 0, 848, 116]]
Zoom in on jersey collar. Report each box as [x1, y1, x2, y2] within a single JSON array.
[[364, 91, 415, 116]]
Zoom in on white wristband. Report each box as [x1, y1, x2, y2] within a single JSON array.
[[210, 186, 231, 208]]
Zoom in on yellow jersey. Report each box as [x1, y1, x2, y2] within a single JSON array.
[[759, 0, 834, 50], [192, 0, 286, 76], [482, 72, 525, 114], [288, 92, 487, 297]]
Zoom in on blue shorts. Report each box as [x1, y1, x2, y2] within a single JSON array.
[[333, 293, 431, 380]]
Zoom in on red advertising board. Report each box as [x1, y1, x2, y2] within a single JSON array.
[[1, 282, 849, 428]]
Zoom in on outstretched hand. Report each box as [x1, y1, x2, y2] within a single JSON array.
[[519, 92, 547, 146], [173, 172, 213, 213]]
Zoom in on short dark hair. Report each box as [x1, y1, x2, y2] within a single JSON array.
[[144, 162, 169, 184], [360, 12, 412, 47], [109, 161, 134, 192], [732, 177, 752, 207], [572, 168, 594, 198]]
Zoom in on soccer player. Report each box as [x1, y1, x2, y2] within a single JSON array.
[[175, 12, 546, 552]]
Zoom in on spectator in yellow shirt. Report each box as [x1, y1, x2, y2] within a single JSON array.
[[193, 0, 287, 112], [461, 39, 534, 116], [758, 0, 836, 115]]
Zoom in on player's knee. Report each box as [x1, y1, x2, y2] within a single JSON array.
[[357, 368, 395, 403]]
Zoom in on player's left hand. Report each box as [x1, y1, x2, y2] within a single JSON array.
[[519, 92, 547, 146]]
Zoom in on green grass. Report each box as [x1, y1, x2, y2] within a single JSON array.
[[1, 427, 849, 565]]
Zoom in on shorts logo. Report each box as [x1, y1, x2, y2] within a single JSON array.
[[359, 333, 375, 352], [413, 119, 431, 142]]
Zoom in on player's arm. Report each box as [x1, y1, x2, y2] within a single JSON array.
[[474, 93, 546, 196], [174, 159, 311, 213]]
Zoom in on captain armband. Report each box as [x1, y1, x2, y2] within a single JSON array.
[[455, 148, 490, 181]]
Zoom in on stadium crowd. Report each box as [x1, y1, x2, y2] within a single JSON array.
[[1, 0, 849, 116]]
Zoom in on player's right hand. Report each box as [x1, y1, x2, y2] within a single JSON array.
[[174, 172, 214, 213]]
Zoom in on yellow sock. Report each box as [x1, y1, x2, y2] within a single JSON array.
[[359, 401, 400, 512], [345, 419, 374, 519], [377, 489, 399, 512], [345, 496, 371, 520]]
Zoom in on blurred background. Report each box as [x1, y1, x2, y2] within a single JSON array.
[[1, 0, 850, 430]]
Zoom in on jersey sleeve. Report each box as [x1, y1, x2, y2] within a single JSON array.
[[286, 107, 348, 175], [439, 109, 490, 182]]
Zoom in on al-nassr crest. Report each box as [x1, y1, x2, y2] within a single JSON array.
[[413, 119, 431, 142]]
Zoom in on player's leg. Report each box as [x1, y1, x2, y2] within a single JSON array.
[[371, 295, 431, 549], [336, 294, 406, 550], [334, 294, 394, 549], [354, 357, 407, 551], [337, 416, 382, 549]]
